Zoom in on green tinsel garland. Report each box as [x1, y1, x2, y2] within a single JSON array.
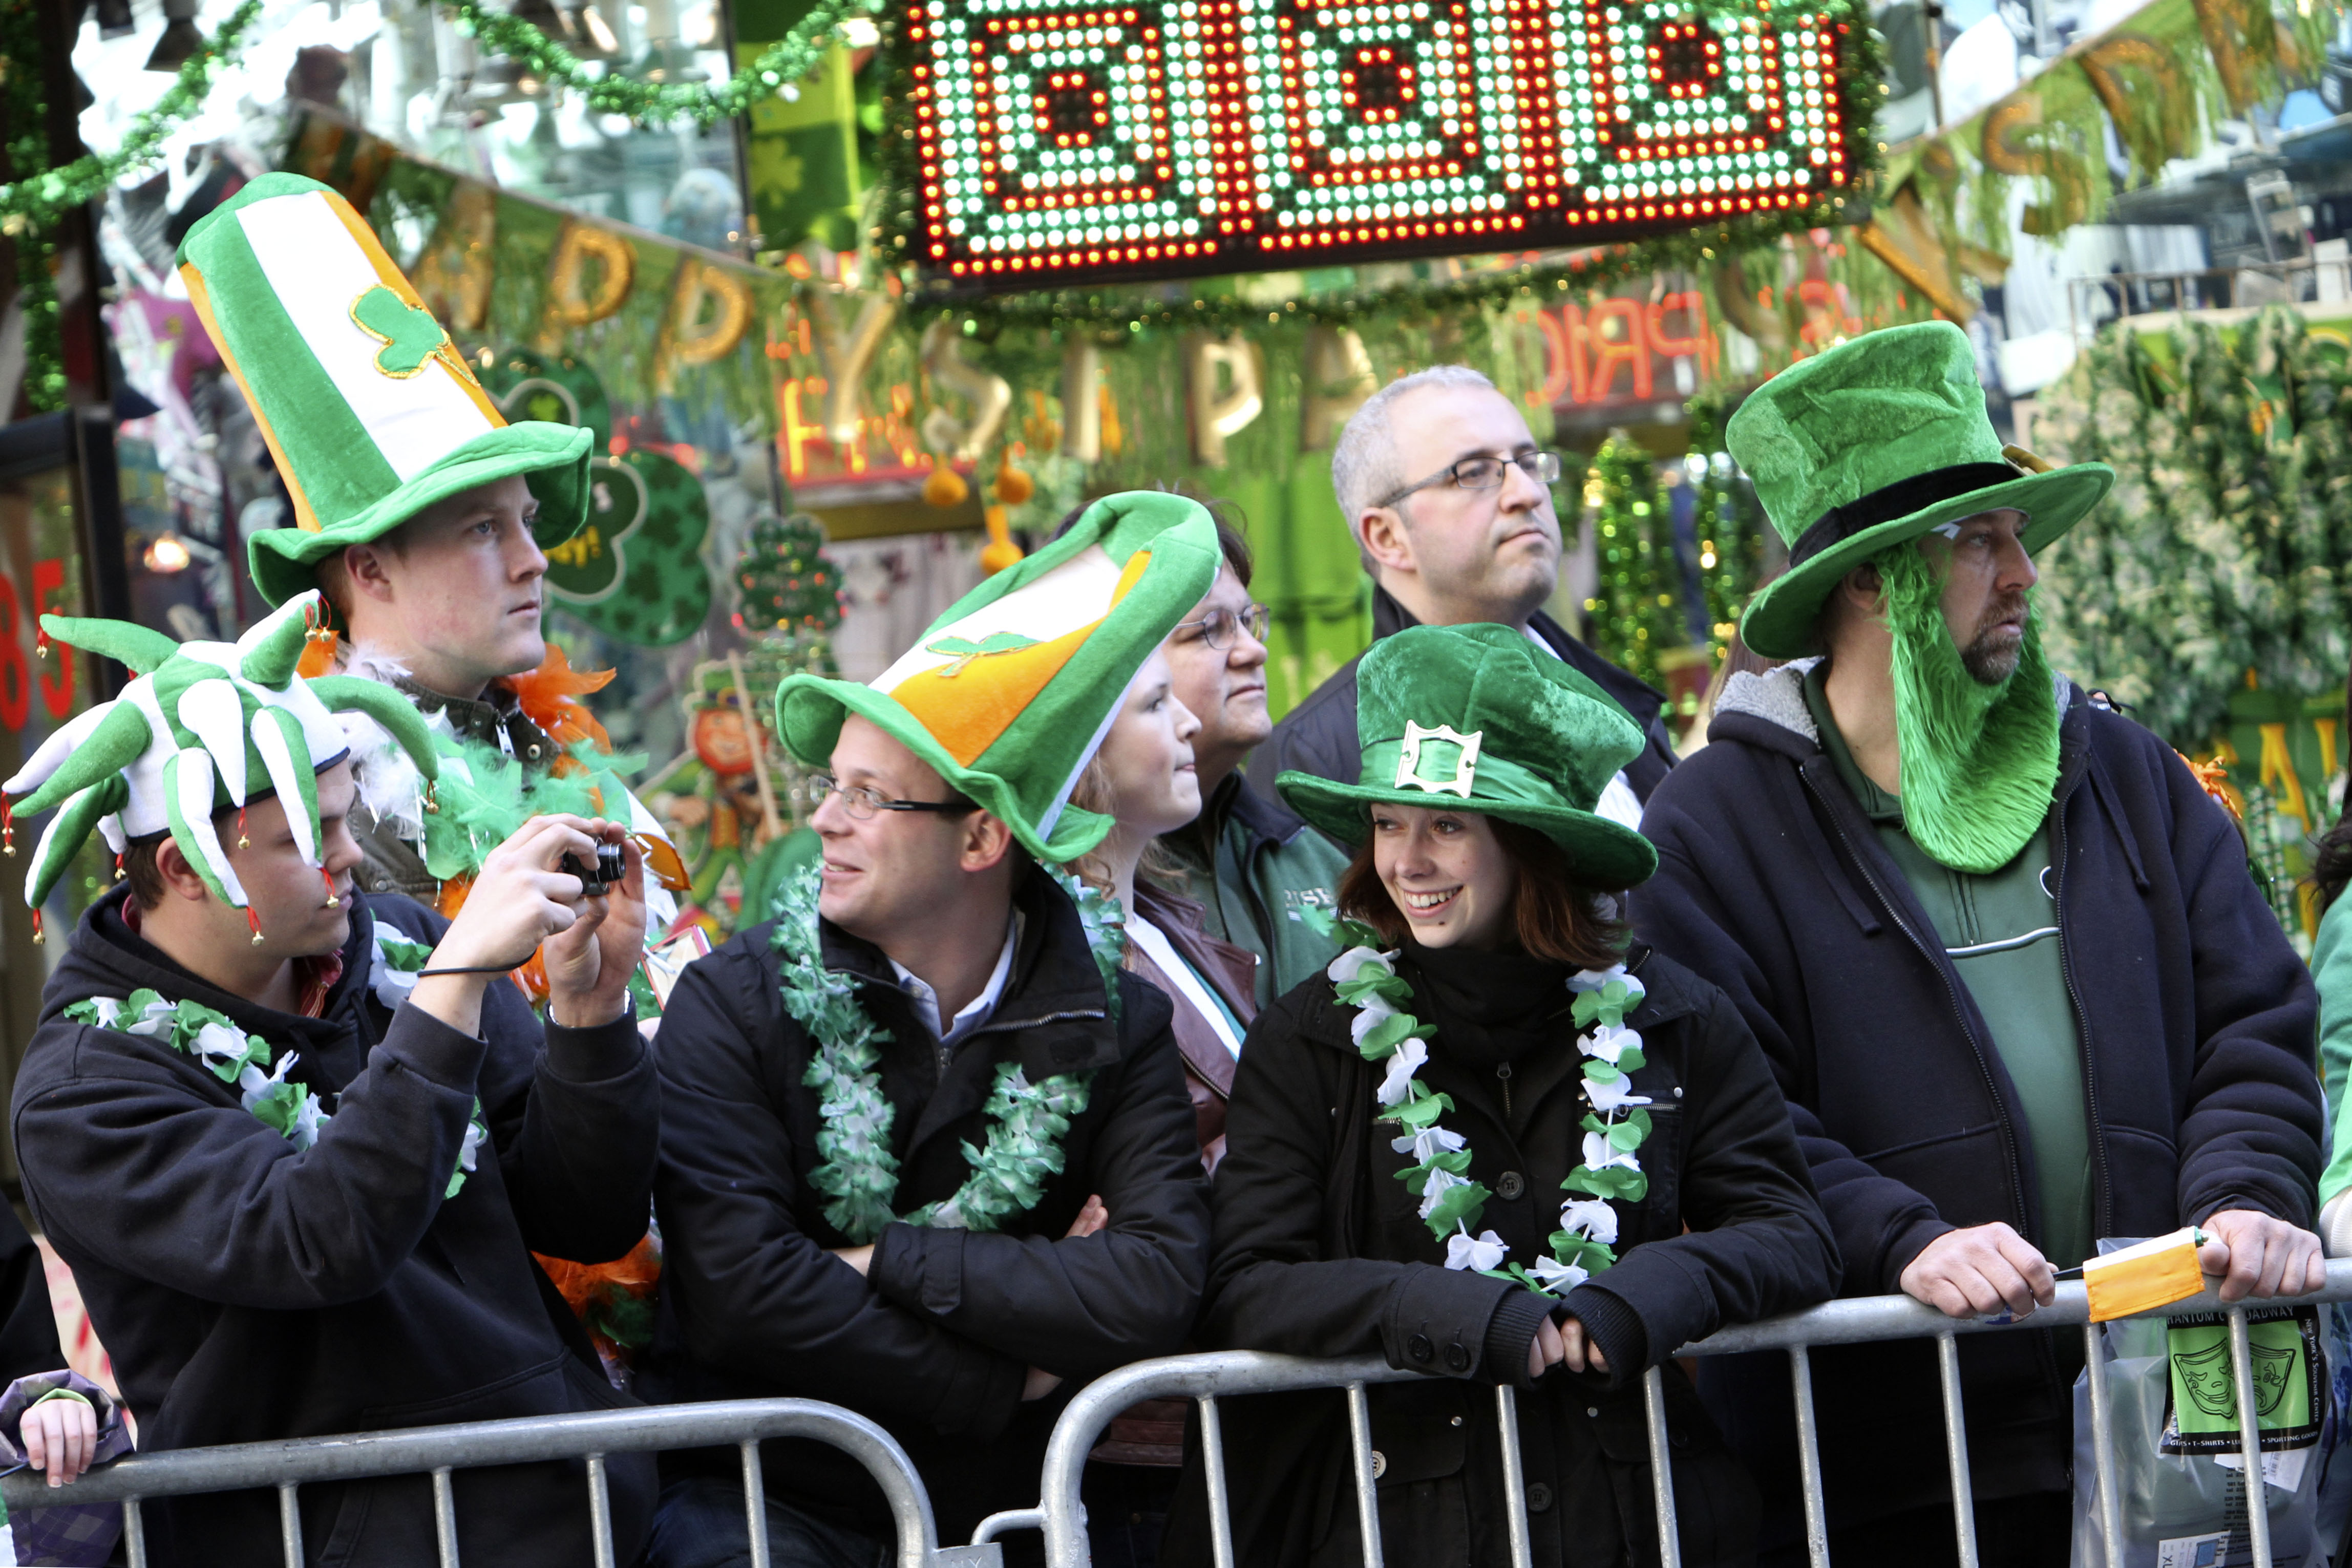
[[1582, 435, 1687, 691], [440, 0, 881, 127], [0, 0, 62, 412], [0, 0, 262, 236], [0, 0, 870, 237]]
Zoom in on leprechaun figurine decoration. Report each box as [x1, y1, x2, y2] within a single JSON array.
[[4, 591, 664, 1568], [175, 171, 682, 929]]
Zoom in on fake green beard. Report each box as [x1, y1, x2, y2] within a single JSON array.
[[1879, 546, 2061, 874]]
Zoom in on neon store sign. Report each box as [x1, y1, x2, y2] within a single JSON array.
[[907, 0, 1855, 285]]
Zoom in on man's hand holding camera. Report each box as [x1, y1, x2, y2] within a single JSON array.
[[412, 814, 649, 1034]]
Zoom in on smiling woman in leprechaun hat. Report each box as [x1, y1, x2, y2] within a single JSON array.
[[1161, 621, 1837, 1568], [1636, 320, 2327, 1567]]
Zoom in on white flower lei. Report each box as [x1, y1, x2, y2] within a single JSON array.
[[65, 918, 490, 1198], [772, 862, 1122, 1246], [1319, 914, 1651, 1297]]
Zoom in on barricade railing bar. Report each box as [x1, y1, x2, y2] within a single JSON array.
[[979, 1260, 2352, 1568], [0, 1396, 998, 1568]]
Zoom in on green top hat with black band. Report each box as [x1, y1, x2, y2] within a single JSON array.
[[1, 592, 439, 934], [776, 491, 1222, 865], [176, 172, 593, 608], [1731, 320, 2114, 660], [1278, 623, 1658, 889]]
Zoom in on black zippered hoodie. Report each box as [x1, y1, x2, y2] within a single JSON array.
[[1635, 661, 2322, 1535], [11, 884, 661, 1567]]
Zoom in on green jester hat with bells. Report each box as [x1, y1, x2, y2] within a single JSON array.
[[3, 593, 440, 942]]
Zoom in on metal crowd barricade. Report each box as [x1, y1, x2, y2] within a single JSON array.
[[0, 1396, 1000, 1568], [978, 1260, 2352, 1568]]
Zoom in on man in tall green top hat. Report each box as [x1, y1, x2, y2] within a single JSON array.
[[177, 171, 679, 926], [4, 590, 662, 1567], [1636, 321, 2325, 1565], [638, 492, 1220, 1562]]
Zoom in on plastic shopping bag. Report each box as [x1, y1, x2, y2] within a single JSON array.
[[2069, 1303, 2329, 1567]]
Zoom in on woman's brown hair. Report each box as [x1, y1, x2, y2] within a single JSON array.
[[1336, 813, 1628, 969]]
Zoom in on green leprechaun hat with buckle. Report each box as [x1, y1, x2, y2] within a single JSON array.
[[1278, 622, 1658, 889], [1731, 319, 2114, 660], [176, 172, 593, 608], [776, 491, 1221, 864], [0, 592, 439, 941]]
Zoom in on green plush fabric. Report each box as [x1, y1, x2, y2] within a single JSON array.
[[1877, 545, 2061, 875], [246, 423, 594, 607], [174, 173, 595, 608], [1276, 622, 1657, 889], [1730, 321, 2114, 659], [776, 490, 1223, 865], [6, 596, 442, 914]]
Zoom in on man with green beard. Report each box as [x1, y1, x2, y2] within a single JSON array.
[[1637, 322, 2325, 1568]]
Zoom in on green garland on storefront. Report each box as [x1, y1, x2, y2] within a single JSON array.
[[0, 0, 62, 412], [441, 0, 881, 126], [0, 0, 870, 238], [1582, 436, 1688, 692], [0, 0, 262, 236], [2033, 306, 2352, 749]]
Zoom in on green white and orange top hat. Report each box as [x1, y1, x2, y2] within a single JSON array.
[[776, 492, 1222, 864], [1, 593, 440, 941], [174, 172, 592, 608]]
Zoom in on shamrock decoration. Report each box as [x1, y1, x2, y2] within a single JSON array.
[[476, 347, 710, 646], [350, 285, 451, 379], [926, 631, 1039, 677]]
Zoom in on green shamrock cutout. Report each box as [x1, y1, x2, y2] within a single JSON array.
[[350, 285, 450, 378], [476, 345, 710, 646], [481, 347, 613, 453], [925, 631, 1039, 676], [544, 450, 711, 646]]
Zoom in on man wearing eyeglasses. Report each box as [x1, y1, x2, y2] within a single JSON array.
[[1252, 365, 1679, 832], [638, 495, 1214, 1567]]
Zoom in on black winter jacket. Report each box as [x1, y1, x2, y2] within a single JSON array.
[[639, 871, 1210, 1544], [1635, 663, 2323, 1527], [1249, 587, 1679, 805], [12, 885, 660, 1568], [1168, 943, 1838, 1568]]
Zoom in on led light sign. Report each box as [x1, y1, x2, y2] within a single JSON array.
[[907, 0, 1855, 286]]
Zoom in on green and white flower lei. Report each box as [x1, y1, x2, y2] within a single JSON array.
[[772, 862, 1124, 1246], [1319, 913, 1651, 1297], [63, 919, 491, 1198]]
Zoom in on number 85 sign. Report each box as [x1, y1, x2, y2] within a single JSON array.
[[909, 0, 1858, 286]]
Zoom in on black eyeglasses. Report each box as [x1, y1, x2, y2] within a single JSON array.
[[804, 775, 977, 820], [1172, 602, 1272, 649], [1374, 450, 1564, 510]]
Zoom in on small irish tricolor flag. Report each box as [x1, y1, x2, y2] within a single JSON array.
[[2081, 1227, 2209, 1322]]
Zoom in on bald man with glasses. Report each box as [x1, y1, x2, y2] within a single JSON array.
[[1251, 365, 1680, 830]]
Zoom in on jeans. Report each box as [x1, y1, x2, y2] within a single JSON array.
[[644, 1476, 888, 1568]]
